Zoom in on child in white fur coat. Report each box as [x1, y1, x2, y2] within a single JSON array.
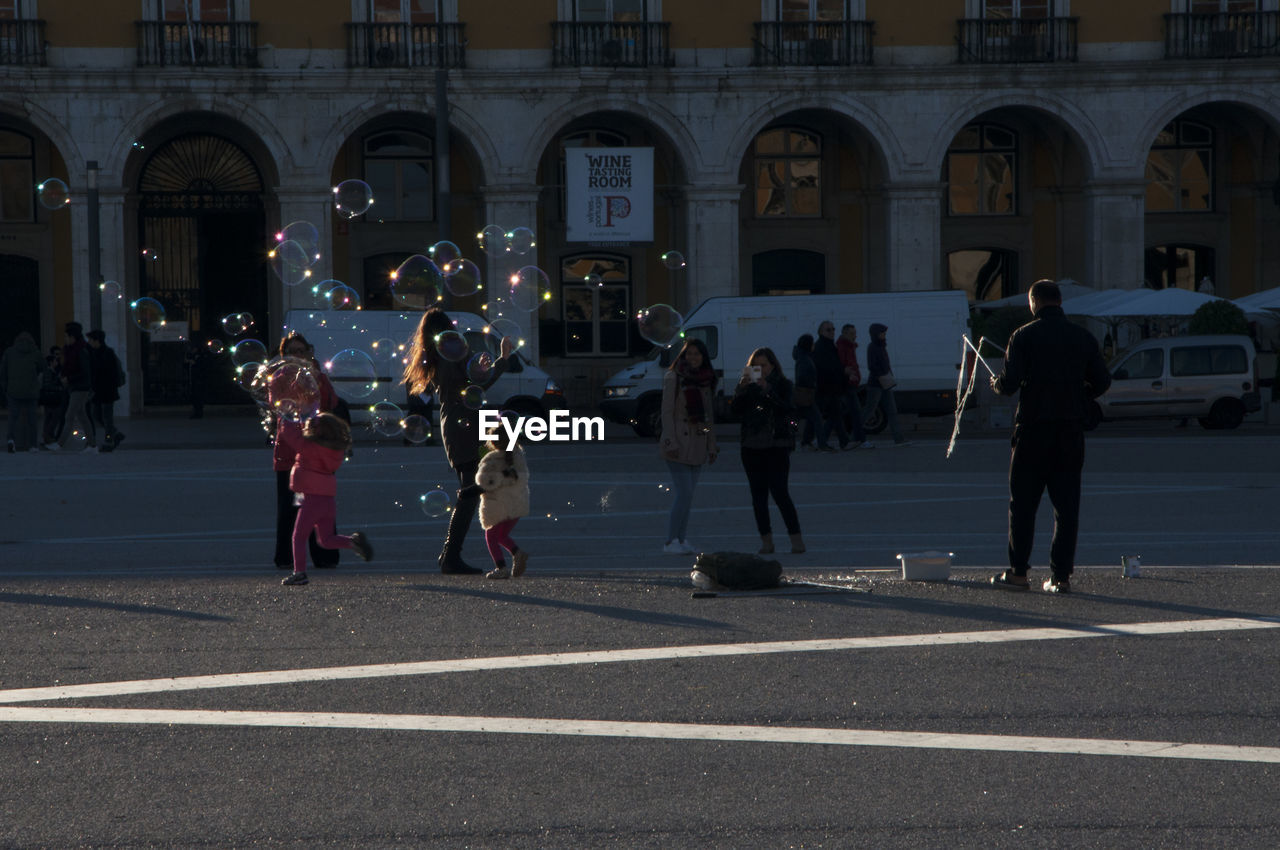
[[459, 441, 530, 579]]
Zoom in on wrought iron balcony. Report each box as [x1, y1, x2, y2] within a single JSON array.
[[136, 21, 259, 67], [1165, 12, 1280, 59], [957, 17, 1077, 63], [0, 19, 46, 66], [551, 21, 672, 68], [752, 20, 874, 66], [345, 22, 466, 68]]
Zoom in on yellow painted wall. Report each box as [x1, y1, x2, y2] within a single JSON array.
[[48, 147, 73, 330], [1030, 140, 1058, 281], [1228, 197, 1254, 299], [41, 0, 134, 48], [464, 0, 556, 50], [1073, 0, 1164, 43], [667, 1, 753, 50], [260, 1, 349, 50], [869, 0, 961, 47]]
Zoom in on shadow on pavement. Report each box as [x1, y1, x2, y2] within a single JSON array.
[[0, 591, 233, 622]]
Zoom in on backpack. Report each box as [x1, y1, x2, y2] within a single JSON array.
[[691, 551, 782, 590]]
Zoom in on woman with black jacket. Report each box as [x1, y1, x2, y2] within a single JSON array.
[[730, 347, 805, 555]]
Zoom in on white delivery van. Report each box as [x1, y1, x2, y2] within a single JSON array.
[[600, 292, 971, 437], [1090, 334, 1261, 430], [282, 309, 565, 420]]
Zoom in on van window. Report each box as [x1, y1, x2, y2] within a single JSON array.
[[1115, 349, 1163, 380], [680, 325, 718, 360], [1170, 344, 1246, 377]]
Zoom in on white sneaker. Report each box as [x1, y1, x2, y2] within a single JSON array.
[[44, 443, 60, 452], [485, 565, 511, 579], [662, 541, 686, 555], [678, 540, 697, 554]]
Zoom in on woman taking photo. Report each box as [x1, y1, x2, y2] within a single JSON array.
[[402, 307, 515, 574], [658, 337, 718, 555], [730, 347, 805, 555]]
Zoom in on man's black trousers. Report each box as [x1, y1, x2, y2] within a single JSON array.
[[1007, 422, 1085, 578]]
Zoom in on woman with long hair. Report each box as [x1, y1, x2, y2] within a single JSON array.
[[402, 307, 515, 573], [658, 337, 718, 554], [730, 347, 804, 555]]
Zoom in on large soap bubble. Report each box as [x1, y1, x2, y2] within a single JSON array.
[[420, 488, 451, 517], [130, 297, 166, 332], [269, 239, 312, 287], [37, 178, 70, 210], [506, 226, 536, 255], [368, 401, 404, 437], [477, 224, 506, 257], [253, 358, 321, 423], [402, 414, 432, 444], [444, 258, 482, 297], [231, 339, 269, 369], [660, 250, 687, 270], [429, 240, 461, 269], [391, 254, 444, 310], [434, 329, 469, 363], [325, 348, 378, 400], [333, 179, 374, 219], [636, 304, 684, 348], [508, 265, 551, 313], [278, 221, 321, 264]]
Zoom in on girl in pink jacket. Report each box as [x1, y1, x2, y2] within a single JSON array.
[[279, 412, 372, 586]]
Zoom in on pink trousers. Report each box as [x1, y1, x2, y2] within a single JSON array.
[[485, 518, 519, 564], [292, 494, 352, 573]]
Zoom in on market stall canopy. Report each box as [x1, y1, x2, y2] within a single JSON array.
[[1060, 288, 1142, 317], [972, 280, 1094, 311], [1234, 288, 1280, 312], [1066, 287, 1225, 318]]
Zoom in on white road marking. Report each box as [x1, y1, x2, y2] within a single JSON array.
[[0, 707, 1276, 764], [0, 616, 1275, 705]]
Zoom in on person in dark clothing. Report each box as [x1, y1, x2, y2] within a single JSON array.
[[402, 307, 516, 574], [812, 321, 850, 451], [731, 347, 804, 555], [85, 329, 126, 452], [862, 322, 909, 446], [836, 323, 869, 447], [51, 322, 95, 451], [39, 347, 67, 446], [989, 279, 1112, 594], [185, 336, 210, 419], [791, 334, 823, 450]]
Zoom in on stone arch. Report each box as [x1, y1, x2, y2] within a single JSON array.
[[929, 92, 1107, 181], [0, 94, 84, 177], [1134, 88, 1280, 165]]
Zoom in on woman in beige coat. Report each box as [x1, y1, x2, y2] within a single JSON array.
[[659, 338, 718, 554]]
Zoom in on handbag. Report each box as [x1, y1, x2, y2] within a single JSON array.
[[793, 386, 815, 408], [878, 372, 897, 390]]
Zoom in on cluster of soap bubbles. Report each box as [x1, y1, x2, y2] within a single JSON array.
[[474, 225, 537, 257], [269, 221, 323, 288], [244, 356, 323, 424]]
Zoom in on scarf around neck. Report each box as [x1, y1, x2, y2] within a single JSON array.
[[675, 360, 714, 424]]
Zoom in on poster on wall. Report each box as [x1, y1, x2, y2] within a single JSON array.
[[565, 147, 654, 243]]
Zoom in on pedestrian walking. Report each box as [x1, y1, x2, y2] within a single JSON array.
[[730, 347, 805, 555], [85, 329, 126, 452], [658, 338, 718, 554], [792, 334, 823, 451], [1, 331, 45, 453], [459, 439, 531, 580], [813, 321, 851, 451], [279, 412, 373, 586], [989, 279, 1112, 594], [836, 323, 869, 448], [402, 307, 516, 574], [862, 322, 910, 446], [39, 347, 66, 446], [272, 332, 343, 570], [50, 322, 96, 452]]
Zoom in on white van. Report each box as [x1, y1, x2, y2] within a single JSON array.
[[282, 309, 565, 420], [1091, 334, 1261, 430], [600, 292, 971, 437]]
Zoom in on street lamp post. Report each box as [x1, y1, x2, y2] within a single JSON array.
[[87, 160, 101, 331]]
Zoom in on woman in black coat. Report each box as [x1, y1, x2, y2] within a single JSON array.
[[85, 330, 126, 452]]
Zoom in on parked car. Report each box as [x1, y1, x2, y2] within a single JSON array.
[[1089, 334, 1261, 430]]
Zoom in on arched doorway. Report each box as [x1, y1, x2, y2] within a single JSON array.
[[0, 254, 39, 353], [136, 133, 267, 405]]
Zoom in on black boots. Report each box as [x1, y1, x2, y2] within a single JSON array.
[[439, 497, 481, 574]]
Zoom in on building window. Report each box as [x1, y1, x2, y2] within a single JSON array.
[[754, 128, 821, 218], [369, 0, 440, 22], [1145, 120, 1212, 213], [561, 255, 630, 356], [0, 129, 33, 222], [947, 248, 1016, 301], [574, 0, 645, 21], [558, 128, 628, 221], [1145, 244, 1215, 289], [779, 0, 849, 21], [982, 0, 1056, 18], [363, 131, 433, 222], [1188, 1, 1260, 12], [946, 123, 1017, 216], [160, 0, 232, 21]]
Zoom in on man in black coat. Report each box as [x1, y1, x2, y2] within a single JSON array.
[[812, 321, 850, 451], [989, 279, 1112, 593]]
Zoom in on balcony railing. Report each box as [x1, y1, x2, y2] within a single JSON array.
[[0, 19, 46, 66], [1165, 12, 1280, 59], [957, 17, 1078, 63], [136, 21, 259, 67], [345, 22, 466, 68], [753, 20, 874, 66], [551, 21, 672, 68]]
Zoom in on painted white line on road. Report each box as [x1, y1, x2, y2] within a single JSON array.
[[1, 706, 1277, 764], [0, 616, 1275, 705]]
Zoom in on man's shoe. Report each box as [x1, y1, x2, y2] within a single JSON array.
[[990, 570, 1030, 590], [843, 441, 863, 451], [44, 443, 60, 451], [350, 531, 373, 562], [112, 433, 126, 448], [485, 565, 511, 579], [281, 572, 309, 586], [1043, 576, 1071, 594]]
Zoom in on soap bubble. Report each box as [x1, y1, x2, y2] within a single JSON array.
[[99, 280, 122, 300], [269, 239, 312, 287], [637, 304, 684, 348], [254, 358, 321, 423], [230, 338, 269, 369], [391, 254, 444, 310], [130, 297, 166, 332], [429, 240, 461, 269], [402, 414, 432, 444], [484, 317, 525, 349], [508, 265, 551, 313], [420, 488, 451, 517], [325, 348, 378, 399], [278, 221, 321, 264], [324, 283, 361, 311], [332, 179, 374, 219], [460, 385, 486, 410], [434, 329, 469, 363], [465, 352, 495, 383], [206, 339, 225, 355], [368, 401, 404, 437], [368, 337, 401, 366], [37, 178, 70, 209], [444, 258, 482, 297], [506, 226, 536, 255], [661, 250, 687, 270], [235, 362, 264, 394], [584, 272, 604, 288], [477, 224, 506, 256], [221, 312, 252, 336]]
